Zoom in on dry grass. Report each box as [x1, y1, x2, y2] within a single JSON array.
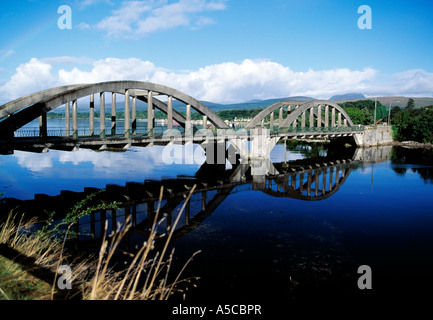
[[0, 185, 200, 300]]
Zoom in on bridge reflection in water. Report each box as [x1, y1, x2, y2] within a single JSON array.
[[6, 152, 357, 253]]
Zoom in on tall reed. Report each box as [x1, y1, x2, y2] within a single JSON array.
[[0, 185, 200, 300]]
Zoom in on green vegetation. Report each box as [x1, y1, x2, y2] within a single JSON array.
[[284, 139, 329, 158], [391, 147, 433, 183], [392, 102, 433, 143], [338, 99, 388, 125], [214, 109, 263, 121], [0, 187, 199, 300]]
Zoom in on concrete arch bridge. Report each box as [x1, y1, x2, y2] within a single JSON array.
[[0, 81, 372, 158]]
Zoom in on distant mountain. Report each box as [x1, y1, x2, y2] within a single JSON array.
[[329, 93, 366, 101]]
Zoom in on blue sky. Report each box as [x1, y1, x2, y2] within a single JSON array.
[[1, 0, 433, 103]]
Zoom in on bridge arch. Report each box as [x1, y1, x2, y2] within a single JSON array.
[[261, 163, 353, 201], [245, 99, 355, 130], [0, 81, 229, 136], [244, 100, 304, 128]]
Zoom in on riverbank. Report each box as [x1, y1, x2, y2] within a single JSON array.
[[0, 189, 199, 301], [392, 140, 433, 149]]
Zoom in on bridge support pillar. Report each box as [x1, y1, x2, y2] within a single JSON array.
[[111, 93, 116, 135], [229, 128, 280, 161], [125, 89, 130, 138], [185, 104, 192, 138], [167, 96, 173, 130], [293, 105, 299, 130], [251, 159, 279, 190], [309, 108, 314, 129], [202, 139, 227, 165], [147, 91, 154, 136], [39, 113, 47, 140], [325, 105, 329, 129], [250, 128, 280, 160], [0, 126, 14, 154], [65, 102, 70, 137], [301, 111, 306, 129], [331, 107, 336, 128], [278, 107, 283, 128], [132, 96, 137, 135], [229, 137, 249, 160], [100, 92, 105, 138], [72, 100, 78, 139], [270, 112, 274, 131], [202, 115, 208, 131], [353, 126, 393, 147], [89, 94, 94, 136]]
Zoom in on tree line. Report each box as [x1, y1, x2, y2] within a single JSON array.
[[390, 99, 433, 144]]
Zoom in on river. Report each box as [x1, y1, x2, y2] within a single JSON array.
[[1, 137, 433, 307]]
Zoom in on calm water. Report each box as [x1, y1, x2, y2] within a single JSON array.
[[1, 142, 433, 306]]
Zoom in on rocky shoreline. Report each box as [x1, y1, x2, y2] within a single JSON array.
[[392, 140, 433, 149]]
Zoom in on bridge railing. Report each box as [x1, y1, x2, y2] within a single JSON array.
[[271, 125, 365, 134], [13, 124, 365, 140], [13, 126, 178, 139]]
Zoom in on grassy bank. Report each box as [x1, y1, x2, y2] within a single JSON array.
[[0, 187, 199, 300]]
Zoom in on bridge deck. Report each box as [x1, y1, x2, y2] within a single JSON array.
[[2, 126, 364, 154]]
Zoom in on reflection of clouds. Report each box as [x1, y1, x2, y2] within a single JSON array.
[[162, 144, 206, 164], [57, 147, 162, 172], [269, 145, 305, 163], [13, 145, 206, 178], [14, 144, 302, 174], [15, 151, 54, 172], [7, 146, 207, 199]]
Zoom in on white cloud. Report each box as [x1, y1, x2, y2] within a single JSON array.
[[1, 57, 432, 104], [150, 59, 379, 102], [76, 22, 92, 30], [0, 58, 57, 102], [96, 0, 227, 38], [57, 57, 159, 83]]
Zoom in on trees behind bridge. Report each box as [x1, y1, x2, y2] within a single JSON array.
[[337, 99, 388, 125], [392, 104, 433, 143]]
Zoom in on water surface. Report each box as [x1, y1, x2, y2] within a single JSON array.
[[1, 144, 432, 305]]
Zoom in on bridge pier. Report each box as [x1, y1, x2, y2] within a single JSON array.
[[229, 128, 280, 161], [353, 126, 393, 147], [132, 95, 137, 135], [331, 108, 336, 128], [325, 105, 329, 128], [89, 94, 94, 136], [72, 100, 78, 139], [111, 93, 116, 135], [167, 96, 173, 130], [147, 90, 154, 136], [125, 89, 130, 138], [185, 104, 192, 138], [201, 139, 238, 165], [100, 92, 105, 138], [65, 101, 70, 137], [251, 159, 279, 189], [39, 113, 47, 140]]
